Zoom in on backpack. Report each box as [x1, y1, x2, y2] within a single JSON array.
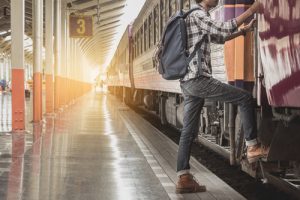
[[153, 8, 201, 80]]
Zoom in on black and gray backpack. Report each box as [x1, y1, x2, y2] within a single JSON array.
[[153, 8, 201, 80]]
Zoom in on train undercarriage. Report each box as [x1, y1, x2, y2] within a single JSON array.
[[109, 85, 300, 199]]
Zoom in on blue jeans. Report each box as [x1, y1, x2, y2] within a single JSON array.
[[177, 76, 257, 175]]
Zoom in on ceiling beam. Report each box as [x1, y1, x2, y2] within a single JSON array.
[[79, 27, 119, 49], [72, 0, 124, 11], [78, 3, 125, 16], [82, 38, 115, 54]]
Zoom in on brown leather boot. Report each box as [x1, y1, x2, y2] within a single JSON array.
[[176, 174, 206, 194], [247, 144, 269, 163]]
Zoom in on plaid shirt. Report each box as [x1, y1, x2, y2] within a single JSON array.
[[182, 4, 238, 81]]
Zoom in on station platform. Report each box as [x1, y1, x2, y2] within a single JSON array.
[[0, 92, 35, 132], [0, 91, 245, 200]]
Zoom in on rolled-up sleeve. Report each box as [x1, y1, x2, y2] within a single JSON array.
[[195, 12, 238, 44]]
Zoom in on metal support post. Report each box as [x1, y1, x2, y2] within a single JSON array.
[[45, 0, 54, 114], [60, 0, 67, 107], [11, 0, 25, 131], [54, 0, 61, 111], [33, 0, 43, 122]]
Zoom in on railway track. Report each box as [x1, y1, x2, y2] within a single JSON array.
[[130, 104, 299, 200]]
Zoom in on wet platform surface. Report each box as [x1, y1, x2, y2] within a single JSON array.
[[0, 92, 34, 132], [0, 91, 245, 200], [0, 93, 13, 132]]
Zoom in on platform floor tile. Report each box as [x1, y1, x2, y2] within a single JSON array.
[[0, 92, 245, 200]]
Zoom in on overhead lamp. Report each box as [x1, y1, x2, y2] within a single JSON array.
[[96, 0, 101, 24]]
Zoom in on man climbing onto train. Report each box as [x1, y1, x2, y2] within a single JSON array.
[[176, 0, 269, 194]]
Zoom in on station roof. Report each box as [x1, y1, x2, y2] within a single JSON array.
[[0, 0, 34, 61], [0, 0, 130, 67], [71, 0, 127, 66]]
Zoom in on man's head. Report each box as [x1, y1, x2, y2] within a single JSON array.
[[195, 0, 219, 10]]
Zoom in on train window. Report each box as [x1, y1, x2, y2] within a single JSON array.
[[137, 30, 140, 56], [135, 30, 138, 57], [138, 31, 140, 55], [132, 36, 134, 59], [169, 0, 172, 17], [144, 19, 148, 51], [135, 35, 138, 59], [140, 28, 143, 55], [136, 32, 139, 57], [165, 0, 169, 22], [183, 0, 190, 10], [154, 5, 159, 44], [126, 46, 129, 68], [136, 32, 140, 57], [169, 0, 177, 16], [149, 13, 154, 48], [160, 0, 165, 35], [134, 34, 136, 58], [134, 33, 137, 58]]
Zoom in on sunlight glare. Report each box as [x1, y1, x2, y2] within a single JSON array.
[[102, 0, 146, 70]]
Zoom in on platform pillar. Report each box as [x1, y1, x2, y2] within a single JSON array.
[[33, 0, 43, 122], [66, 8, 71, 105], [11, 0, 25, 131], [70, 39, 75, 101], [60, 0, 67, 107], [54, 0, 62, 111], [45, 0, 54, 114]]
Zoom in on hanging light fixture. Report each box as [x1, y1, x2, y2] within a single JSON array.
[[96, 0, 101, 24]]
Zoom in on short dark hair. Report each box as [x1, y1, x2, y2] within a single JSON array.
[[195, 0, 203, 3]]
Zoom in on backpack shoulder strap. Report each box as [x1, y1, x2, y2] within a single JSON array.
[[185, 7, 202, 63], [187, 40, 202, 63], [182, 7, 200, 18]]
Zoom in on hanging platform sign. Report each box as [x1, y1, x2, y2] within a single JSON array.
[[69, 15, 93, 38]]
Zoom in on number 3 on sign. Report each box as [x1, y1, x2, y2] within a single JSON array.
[[77, 19, 86, 34]]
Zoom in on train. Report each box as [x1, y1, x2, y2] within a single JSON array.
[[106, 0, 300, 196]]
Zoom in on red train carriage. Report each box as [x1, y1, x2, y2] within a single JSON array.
[[258, 0, 300, 107]]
